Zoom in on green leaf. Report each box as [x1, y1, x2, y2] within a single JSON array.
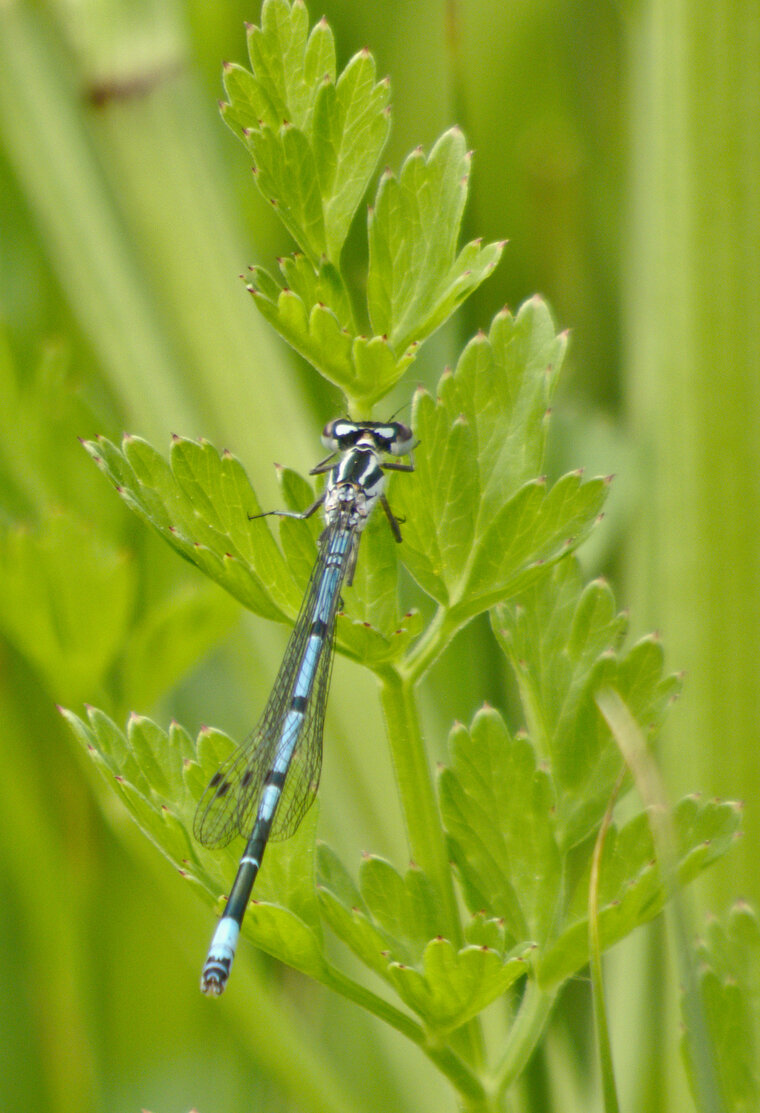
[[85, 433, 300, 622], [460, 469, 609, 618], [339, 500, 401, 629], [240, 901, 327, 980], [62, 708, 197, 857], [316, 843, 532, 1031], [349, 333, 419, 404], [250, 122, 327, 263], [86, 431, 417, 669], [274, 255, 354, 330], [334, 608, 424, 670], [684, 902, 760, 1112], [359, 856, 448, 964], [387, 937, 531, 1033], [493, 559, 682, 848], [246, 0, 317, 131], [395, 401, 479, 606], [65, 705, 142, 787], [244, 127, 502, 409], [312, 49, 391, 261], [391, 302, 607, 619], [218, 62, 275, 136], [272, 463, 321, 589], [0, 513, 134, 702], [226, 12, 511, 411], [433, 686, 739, 996], [367, 128, 503, 354], [464, 911, 516, 953], [438, 707, 561, 943], [222, 0, 389, 265], [537, 796, 742, 988], [223, 11, 515, 414], [315, 842, 363, 905], [248, 272, 419, 408], [317, 847, 445, 969], [438, 298, 566, 506], [317, 886, 396, 980], [247, 278, 355, 393]]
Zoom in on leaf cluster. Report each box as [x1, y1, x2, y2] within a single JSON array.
[[60, 0, 743, 1103], [67, 287, 741, 1066], [683, 903, 760, 1112], [63, 553, 740, 1046], [221, 0, 502, 413], [0, 346, 239, 712]]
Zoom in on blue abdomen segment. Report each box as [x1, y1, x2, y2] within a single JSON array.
[[199, 525, 353, 994]]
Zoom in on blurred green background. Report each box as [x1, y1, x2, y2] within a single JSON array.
[[0, 1, 757, 1110]]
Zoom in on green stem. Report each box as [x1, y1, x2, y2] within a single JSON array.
[[425, 1046, 488, 1111], [323, 964, 425, 1041], [377, 665, 486, 1070], [493, 979, 555, 1102], [377, 668, 461, 945], [589, 772, 625, 1113]]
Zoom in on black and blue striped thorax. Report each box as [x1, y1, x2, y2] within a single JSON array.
[[321, 419, 414, 537]]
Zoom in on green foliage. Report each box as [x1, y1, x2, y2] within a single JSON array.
[[366, 132, 503, 355], [0, 453, 241, 720], [493, 561, 682, 848], [62, 628, 740, 1055], [0, 0, 754, 1110], [84, 432, 299, 623], [437, 577, 740, 993], [683, 903, 760, 1112], [222, 0, 502, 413], [222, 0, 389, 266], [0, 514, 133, 702], [68, 270, 738, 1097], [393, 301, 607, 623], [82, 429, 424, 668], [48, 1, 742, 1109]]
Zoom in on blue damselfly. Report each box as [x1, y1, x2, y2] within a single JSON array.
[[194, 419, 415, 994]]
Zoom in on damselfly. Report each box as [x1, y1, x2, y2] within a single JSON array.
[[194, 419, 415, 994]]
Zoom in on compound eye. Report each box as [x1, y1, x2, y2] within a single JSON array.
[[321, 419, 337, 448], [322, 418, 359, 449], [387, 421, 414, 455]]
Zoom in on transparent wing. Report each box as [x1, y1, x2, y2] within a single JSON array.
[[193, 523, 350, 849], [269, 614, 336, 840], [193, 729, 276, 849]]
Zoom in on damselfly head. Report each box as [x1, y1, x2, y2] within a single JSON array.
[[322, 418, 414, 457]]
